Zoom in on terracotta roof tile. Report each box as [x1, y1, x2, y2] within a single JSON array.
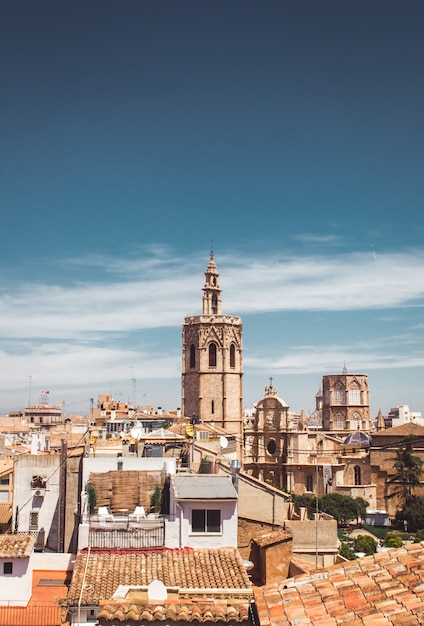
[[0, 606, 62, 626], [0, 503, 12, 525], [0, 533, 35, 557], [253, 529, 293, 548], [66, 547, 253, 623], [255, 543, 424, 625]]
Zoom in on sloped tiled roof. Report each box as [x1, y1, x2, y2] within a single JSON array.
[[0, 605, 62, 626], [253, 528, 292, 548], [254, 542, 424, 625], [0, 534, 35, 557], [98, 598, 251, 623], [0, 503, 12, 525], [0, 569, 69, 626], [67, 548, 252, 607]]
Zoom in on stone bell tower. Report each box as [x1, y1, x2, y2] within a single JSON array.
[[182, 254, 243, 439]]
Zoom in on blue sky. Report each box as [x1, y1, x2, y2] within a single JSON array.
[[1, 1, 423, 418]]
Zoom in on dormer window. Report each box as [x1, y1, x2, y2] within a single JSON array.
[[192, 509, 221, 533]]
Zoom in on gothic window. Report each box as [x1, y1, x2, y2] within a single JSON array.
[[230, 343, 236, 368], [333, 412, 346, 429], [306, 474, 313, 492], [354, 465, 361, 485], [333, 381, 345, 404], [212, 294, 218, 314], [189, 344, 196, 368], [350, 411, 361, 430], [349, 383, 361, 404], [209, 342, 217, 367]]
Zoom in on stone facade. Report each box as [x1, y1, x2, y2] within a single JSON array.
[[243, 384, 291, 489], [181, 255, 243, 439], [322, 372, 371, 431]]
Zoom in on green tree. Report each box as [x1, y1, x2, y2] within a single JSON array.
[[414, 529, 424, 542], [394, 495, 424, 532], [86, 484, 97, 514], [339, 541, 356, 560], [387, 436, 424, 508], [319, 493, 369, 526], [292, 494, 317, 519], [354, 534, 378, 555], [384, 532, 403, 548], [150, 485, 163, 513]]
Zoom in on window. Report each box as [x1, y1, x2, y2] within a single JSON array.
[[29, 510, 39, 531], [349, 388, 361, 404], [212, 294, 218, 314], [306, 474, 313, 492], [208, 342, 217, 367], [211, 400, 215, 414], [267, 439, 277, 455], [333, 412, 346, 429], [87, 609, 97, 622], [0, 477, 9, 485], [192, 509, 221, 533], [230, 344, 236, 368], [350, 411, 361, 430], [354, 465, 361, 486], [3, 562, 12, 575], [333, 382, 345, 404], [189, 344, 196, 368]]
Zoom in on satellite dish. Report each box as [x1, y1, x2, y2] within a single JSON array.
[[130, 427, 144, 440], [148, 580, 168, 602], [219, 436, 228, 449]]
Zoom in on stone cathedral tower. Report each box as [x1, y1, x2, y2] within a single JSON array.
[[182, 254, 243, 440]]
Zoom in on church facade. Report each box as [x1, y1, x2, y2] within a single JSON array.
[[181, 255, 243, 440]]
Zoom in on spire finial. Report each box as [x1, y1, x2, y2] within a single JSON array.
[[210, 239, 214, 258], [342, 361, 347, 373]]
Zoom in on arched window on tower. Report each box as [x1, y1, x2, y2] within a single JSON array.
[[230, 343, 236, 368], [350, 411, 361, 430], [354, 465, 361, 485], [190, 344, 196, 368], [333, 411, 346, 429], [334, 381, 345, 404], [209, 342, 217, 367], [212, 294, 218, 314]]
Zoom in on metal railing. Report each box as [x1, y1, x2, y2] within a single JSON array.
[[10, 529, 45, 551], [88, 518, 165, 549]]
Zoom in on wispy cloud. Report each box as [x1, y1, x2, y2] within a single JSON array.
[[2, 248, 424, 341], [293, 233, 342, 245], [1, 247, 423, 412]]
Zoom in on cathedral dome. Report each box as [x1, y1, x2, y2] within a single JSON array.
[[342, 431, 372, 448]]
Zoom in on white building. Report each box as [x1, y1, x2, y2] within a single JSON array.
[[389, 404, 424, 427]]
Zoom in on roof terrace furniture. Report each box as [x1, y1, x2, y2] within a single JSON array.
[[97, 506, 114, 524], [129, 506, 146, 523]]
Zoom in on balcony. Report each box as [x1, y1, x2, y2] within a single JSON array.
[[84, 512, 165, 549]]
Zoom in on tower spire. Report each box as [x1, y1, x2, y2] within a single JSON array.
[[202, 254, 222, 315]]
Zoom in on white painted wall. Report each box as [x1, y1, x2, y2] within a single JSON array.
[[13, 455, 62, 551], [0, 556, 32, 606], [167, 499, 238, 549]]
